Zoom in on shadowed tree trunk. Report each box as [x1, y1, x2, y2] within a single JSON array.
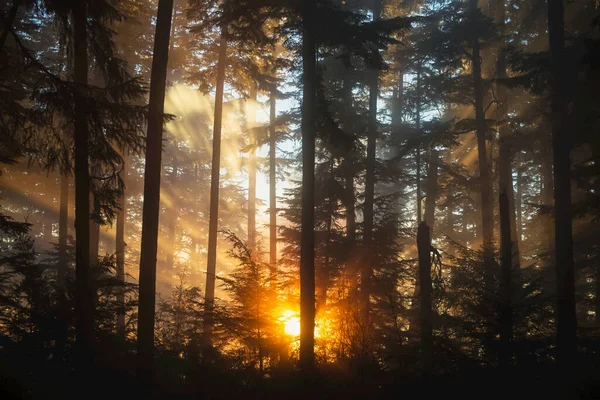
[[499, 190, 513, 369], [248, 86, 257, 252], [58, 171, 69, 288], [547, 0, 577, 366], [495, 0, 521, 274], [516, 166, 523, 241], [203, 28, 227, 354], [415, 63, 423, 224], [300, 0, 317, 373], [116, 160, 127, 338], [72, 1, 94, 367], [361, 0, 381, 332], [424, 150, 438, 231], [417, 221, 432, 371], [0, 0, 20, 52], [269, 89, 277, 271], [541, 140, 555, 264], [136, 0, 174, 384], [89, 190, 100, 265], [166, 140, 178, 270], [469, 0, 494, 279]]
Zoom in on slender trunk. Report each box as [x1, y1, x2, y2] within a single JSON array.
[[72, 1, 93, 367], [496, 0, 521, 274], [548, 0, 576, 365], [317, 160, 335, 312], [516, 167, 523, 241], [269, 89, 277, 271], [0, 0, 20, 52], [541, 138, 555, 264], [116, 162, 127, 338], [470, 0, 494, 275], [341, 74, 357, 291], [136, 0, 174, 383], [424, 150, 438, 232], [58, 172, 69, 287], [166, 140, 178, 270], [89, 192, 100, 264], [203, 29, 227, 353], [248, 86, 257, 251], [361, 0, 381, 327], [499, 190, 513, 369], [415, 64, 422, 224], [446, 193, 454, 235], [391, 68, 404, 127], [417, 222, 432, 371], [299, 0, 317, 372]]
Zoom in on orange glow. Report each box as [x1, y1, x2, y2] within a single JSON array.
[[281, 310, 300, 337], [280, 310, 322, 338]]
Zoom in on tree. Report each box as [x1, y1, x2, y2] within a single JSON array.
[[299, 0, 317, 373], [137, 0, 174, 383], [547, 0, 577, 366]]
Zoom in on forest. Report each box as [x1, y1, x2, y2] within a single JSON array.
[[1, 0, 600, 398]]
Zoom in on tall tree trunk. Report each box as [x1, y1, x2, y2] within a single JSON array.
[[0, 0, 20, 52], [341, 73, 357, 292], [269, 89, 277, 271], [203, 28, 227, 354], [136, 0, 174, 383], [58, 172, 69, 287], [417, 222, 432, 371], [89, 191, 100, 264], [166, 140, 178, 270], [547, 0, 577, 365], [470, 0, 494, 276], [541, 138, 555, 265], [72, 1, 94, 367], [248, 86, 257, 252], [361, 0, 381, 329], [116, 161, 127, 338], [299, 0, 317, 372], [499, 190, 513, 369], [424, 150, 438, 231], [495, 0, 521, 274], [516, 166, 523, 241], [415, 64, 422, 224]]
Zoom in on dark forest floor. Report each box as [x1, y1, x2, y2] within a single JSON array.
[[3, 356, 600, 400]]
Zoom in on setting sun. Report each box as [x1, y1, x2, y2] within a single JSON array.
[[281, 311, 300, 337]]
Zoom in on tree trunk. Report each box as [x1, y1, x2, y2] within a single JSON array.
[[361, 0, 381, 329], [248, 86, 257, 252], [58, 172, 69, 287], [541, 138, 555, 265], [415, 64, 422, 224], [72, 1, 94, 367], [424, 150, 438, 231], [269, 89, 277, 271], [116, 161, 127, 338], [203, 28, 227, 354], [499, 190, 513, 369], [516, 166, 523, 241], [547, 0, 577, 365], [136, 0, 174, 384], [89, 191, 100, 264], [0, 0, 20, 52], [299, 0, 317, 372], [166, 140, 178, 270], [470, 0, 494, 277], [495, 0, 521, 274], [417, 222, 432, 371]]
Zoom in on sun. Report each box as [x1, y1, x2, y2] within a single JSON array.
[[281, 310, 300, 337], [280, 310, 321, 338]]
